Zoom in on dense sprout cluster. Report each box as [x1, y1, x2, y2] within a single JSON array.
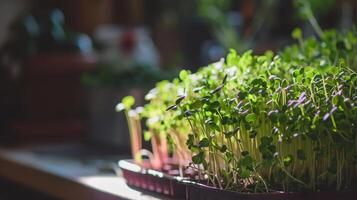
[[142, 80, 191, 166], [118, 29, 357, 193]]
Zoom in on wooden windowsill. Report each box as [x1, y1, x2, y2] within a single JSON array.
[[0, 144, 174, 200]]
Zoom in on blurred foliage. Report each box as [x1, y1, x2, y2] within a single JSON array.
[[196, 0, 340, 54], [82, 64, 179, 88], [197, 0, 241, 52], [0, 9, 92, 61], [294, 0, 336, 20], [294, 0, 336, 38], [196, 0, 278, 53], [197, 0, 230, 26]]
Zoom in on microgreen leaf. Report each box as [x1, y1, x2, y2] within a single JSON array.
[[245, 113, 257, 123], [292, 28, 302, 40], [283, 155, 294, 167], [210, 84, 224, 94], [117, 96, 135, 111], [199, 138, 210, 148], [192, 151, 205, 164], [166, 104, 177, 111], [175, 95, 186, 105], [220, 144, 227, 153]]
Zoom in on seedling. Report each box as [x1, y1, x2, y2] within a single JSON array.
[[166, 31, 357, 192]]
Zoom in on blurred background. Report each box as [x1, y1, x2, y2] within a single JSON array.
[[0, 0, 355, 198]]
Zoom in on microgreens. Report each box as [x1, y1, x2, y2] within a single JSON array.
[[165, 30, 357, 192], [117, 24, 357, 194]]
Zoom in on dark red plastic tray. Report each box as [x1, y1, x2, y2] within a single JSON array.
[[119, 160, 357, 200], [183, 180, 357, 200], [118, 159, 187, 199]]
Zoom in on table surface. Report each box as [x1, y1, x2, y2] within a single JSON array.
[[0, 143, 175, 200]]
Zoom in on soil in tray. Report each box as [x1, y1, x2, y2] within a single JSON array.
[[184, 180, 357, 200]]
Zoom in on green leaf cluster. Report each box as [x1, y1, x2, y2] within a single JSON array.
[[164, 29, 357, 192], [118, 28, 357, 193]]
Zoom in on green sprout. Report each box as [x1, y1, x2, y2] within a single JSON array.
[[165, 29, 357, 192], [116, 96, 143, 163], [117, 26, 357, 193]]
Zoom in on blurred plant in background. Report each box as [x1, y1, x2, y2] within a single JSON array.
[[294, 0, 336, 37], [295, 0, 336, 20], [0, 9, 92, 63], [82, 25, 178, 88], [196, 0, 348, 63], [197, 0, 278, 54]]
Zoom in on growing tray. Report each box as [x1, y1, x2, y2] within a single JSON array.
[[118, 159, 187, 199], [119, 160, 357, 200], [183, 180, 357, 200]]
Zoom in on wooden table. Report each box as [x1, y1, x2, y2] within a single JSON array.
[[0, 144, 174, 200]]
